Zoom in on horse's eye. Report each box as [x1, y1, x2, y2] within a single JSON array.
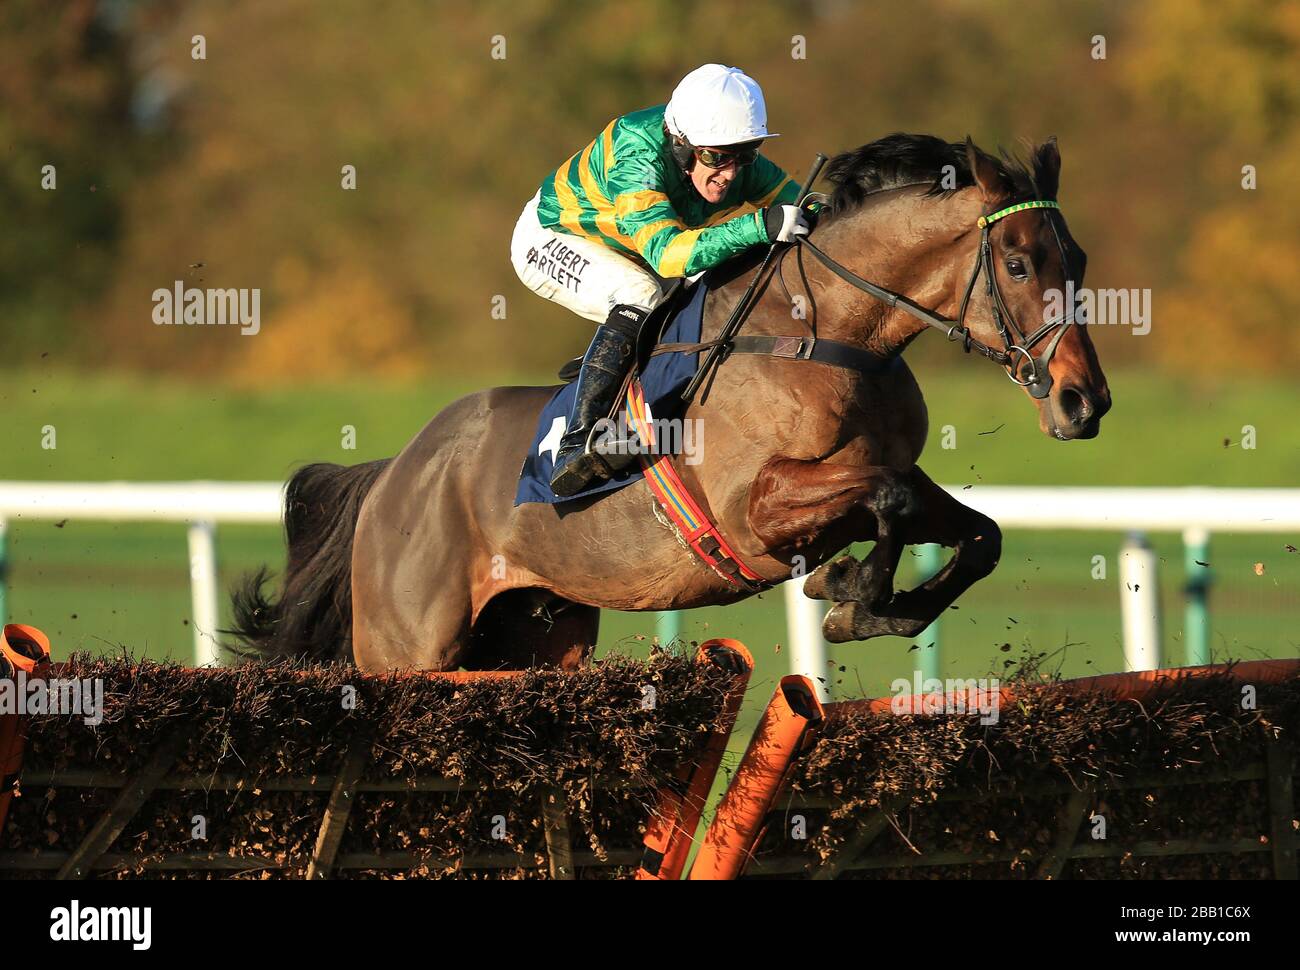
[[1005, 258, 1028, 281]]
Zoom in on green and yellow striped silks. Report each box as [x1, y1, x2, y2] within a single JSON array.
[[535, 104, 800, 278]]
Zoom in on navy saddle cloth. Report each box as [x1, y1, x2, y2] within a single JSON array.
[[514, 276, 710, 506]]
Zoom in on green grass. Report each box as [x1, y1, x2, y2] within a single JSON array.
[[5, 363, 1299, 485], [3, 363, 1297, 749]]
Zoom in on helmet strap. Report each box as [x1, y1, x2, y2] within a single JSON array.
[[664, 123, 696, 175]]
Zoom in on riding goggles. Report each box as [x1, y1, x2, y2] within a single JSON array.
[[694, 145, 760, 169]]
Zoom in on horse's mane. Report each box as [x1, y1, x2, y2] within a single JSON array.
[[824, 133, 1053, 213]]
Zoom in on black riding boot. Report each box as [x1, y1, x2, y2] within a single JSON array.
[[549, 304, 645, 497]]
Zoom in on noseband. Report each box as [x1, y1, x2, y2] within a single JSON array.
[[798, 198, 1078, 399]]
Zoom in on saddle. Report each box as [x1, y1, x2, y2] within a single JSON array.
[[514, 279, 708, 508]]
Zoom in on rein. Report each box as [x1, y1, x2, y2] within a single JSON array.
[[795, 197, 1078, 399], [676, 178, 1081, 400]]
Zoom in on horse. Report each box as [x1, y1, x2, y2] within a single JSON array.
[[230, 133, 1110, 671]]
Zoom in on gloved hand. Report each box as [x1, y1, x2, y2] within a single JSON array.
[[763, 204, 811, 243]]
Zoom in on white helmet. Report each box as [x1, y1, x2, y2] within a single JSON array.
[[664, 64, 778, 146]]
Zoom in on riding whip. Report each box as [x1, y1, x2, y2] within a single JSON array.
[[681, 152, 828, 405]]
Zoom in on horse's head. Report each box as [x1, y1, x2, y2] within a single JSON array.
[[819, 134, 1110, 441], [958, 137, 1111, 440]]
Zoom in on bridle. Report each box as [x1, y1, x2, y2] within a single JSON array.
[[797, 197, 1080, 400]]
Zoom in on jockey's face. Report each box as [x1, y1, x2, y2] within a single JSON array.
[[689, 144, 755, 203], [691, 157, 733, 203]]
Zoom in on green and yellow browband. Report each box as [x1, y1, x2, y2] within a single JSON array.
[[977, 199, 1060, 229]]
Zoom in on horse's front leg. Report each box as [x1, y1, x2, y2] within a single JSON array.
[[746, 456, 917, 604], [816, 466, 1002, 643]]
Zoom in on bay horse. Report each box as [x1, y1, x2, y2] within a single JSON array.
[[231, 134, 1110, 671]]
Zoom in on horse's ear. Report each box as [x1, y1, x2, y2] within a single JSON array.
[[1034, 137, 1061, 200], [964, 136, 1006, 203]]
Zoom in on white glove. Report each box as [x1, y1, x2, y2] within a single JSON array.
[[763, 204, 812, 243]]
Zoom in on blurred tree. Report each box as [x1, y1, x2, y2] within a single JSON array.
[[1128, 0, 1300, 146], [6, 0, 1294, 381], [1126, 0, 1300, 373], [0, 0, 158, 358]]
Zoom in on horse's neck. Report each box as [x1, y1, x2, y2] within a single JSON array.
[[704, 190, 968, 358]]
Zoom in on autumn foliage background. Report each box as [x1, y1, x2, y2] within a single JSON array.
[[4, 0, 1298, 383]]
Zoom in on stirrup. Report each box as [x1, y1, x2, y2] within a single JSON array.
[[550, 424, 642, 497], [591, 426, 643, 475], [550, 451, 614, 497]]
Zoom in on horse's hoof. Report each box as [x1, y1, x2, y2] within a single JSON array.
[[822, 600, 929, 642], [803, 555, 860, 601], [822, 601, 863, 643]]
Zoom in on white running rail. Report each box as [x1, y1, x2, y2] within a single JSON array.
[[1, 482, 1298, 668]]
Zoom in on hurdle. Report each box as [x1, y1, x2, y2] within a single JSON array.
[[692, 659, 1300, 879], [0, 627, 752, 880]]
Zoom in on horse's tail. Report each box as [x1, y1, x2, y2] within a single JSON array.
[[229, 459, 391, 663]]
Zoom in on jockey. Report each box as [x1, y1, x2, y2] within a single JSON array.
[[511, 63, 810, 497]]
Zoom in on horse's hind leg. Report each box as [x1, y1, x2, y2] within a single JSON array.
[[817, 467, 1001, 643], [350, 476, 476, 671], [465, 588, 599, 670], [351, 555, 474, 671]]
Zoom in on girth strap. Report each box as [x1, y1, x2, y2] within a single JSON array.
[[625, 380, 769, 593]]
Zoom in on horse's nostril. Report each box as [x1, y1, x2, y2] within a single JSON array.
[[1059, 386, 1093, 426]]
